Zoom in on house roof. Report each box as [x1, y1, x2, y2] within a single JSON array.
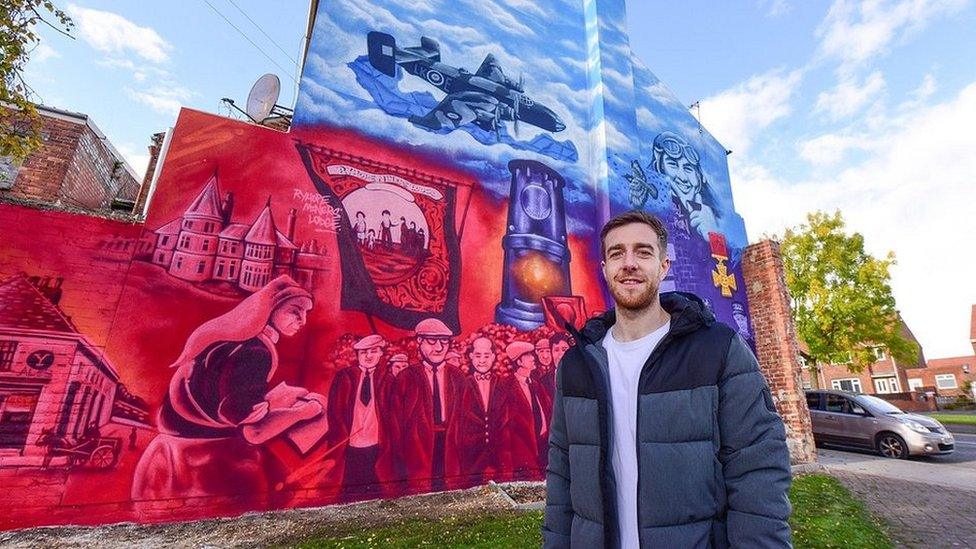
[[245, 204, 278, 245], [927, 355, 975, 369], [0, 274, 77, 333], [184, 174, 223, 220], [154, 218, 182, 235], [219, 223, 250, 239], [276, 230, 297, 249]]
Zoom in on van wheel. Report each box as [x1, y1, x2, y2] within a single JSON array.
[[876, 433, 909, 459]]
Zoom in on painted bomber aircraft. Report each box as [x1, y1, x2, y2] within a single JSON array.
[[367, 31, 566, 138]]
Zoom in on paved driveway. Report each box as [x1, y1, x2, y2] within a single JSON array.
[[818, 430, 976, 548]]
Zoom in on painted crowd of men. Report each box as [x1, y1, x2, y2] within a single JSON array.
[[325, 318, 572, 497], [353, 210, 427, 255]]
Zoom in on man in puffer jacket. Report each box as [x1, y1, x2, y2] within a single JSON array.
[[543, 210, 792, 548]]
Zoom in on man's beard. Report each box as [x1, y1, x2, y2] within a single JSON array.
[[609, 276, 660, 312]]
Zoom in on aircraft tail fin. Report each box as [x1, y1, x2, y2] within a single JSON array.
[[367, 31, 398, 77], [420, 37, 441, 62]]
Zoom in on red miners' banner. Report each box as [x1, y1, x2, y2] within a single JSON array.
[[296, 141, 465, 332]]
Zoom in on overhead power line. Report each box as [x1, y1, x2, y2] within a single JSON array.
[[224, 0, 300, 67], [199, 0, 299, 86]]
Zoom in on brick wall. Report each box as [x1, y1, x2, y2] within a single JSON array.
[[742, 239, 817, 464], [1, 112, 84, 203], [0, 106, 141, 212]]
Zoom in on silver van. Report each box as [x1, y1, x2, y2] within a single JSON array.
[[805, 390, 954, 458]]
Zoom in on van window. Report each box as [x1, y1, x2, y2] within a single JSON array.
[[805, 392, 821, 411]]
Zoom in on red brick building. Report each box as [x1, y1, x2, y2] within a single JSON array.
[[0, 105, 141, 213]]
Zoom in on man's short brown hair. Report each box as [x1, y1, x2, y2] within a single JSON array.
[[599, 210, 669, 260]]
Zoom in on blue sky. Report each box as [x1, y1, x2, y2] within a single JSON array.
[[23, 0, 976, 358]]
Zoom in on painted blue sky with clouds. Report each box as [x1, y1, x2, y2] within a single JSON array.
[[21, 0, 976, 356]]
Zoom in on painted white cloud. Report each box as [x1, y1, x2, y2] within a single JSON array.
[[814, 70, 886, 120], [698, 69, 803, 155], [733, 81, 976, 357], [67, 3, 171, 63]]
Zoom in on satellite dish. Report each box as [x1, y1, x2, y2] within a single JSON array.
[[246, 73, 281, 123]]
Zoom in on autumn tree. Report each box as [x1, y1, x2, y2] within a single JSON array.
[[1, 0, 72, 160], [780, 211, 918, 381]]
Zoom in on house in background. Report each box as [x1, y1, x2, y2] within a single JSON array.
[[800, 317, 926, 396], [800, 306, 976, 403]]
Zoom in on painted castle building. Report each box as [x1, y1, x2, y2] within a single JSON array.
[[149, 173, 325, 292]]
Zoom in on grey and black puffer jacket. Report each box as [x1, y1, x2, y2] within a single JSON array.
[[542, 292, 792, 548]]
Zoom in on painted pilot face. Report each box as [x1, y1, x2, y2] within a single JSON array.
[[419, 336, 451, 365], [357, 346, 384, 370], [269, 296, 313, 337], [663, 154, 702, 206], [469, 337, 496, 374]]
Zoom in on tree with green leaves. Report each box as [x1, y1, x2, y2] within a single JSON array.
[[780, 211, 918, 383], [1, 0, 72, 160]]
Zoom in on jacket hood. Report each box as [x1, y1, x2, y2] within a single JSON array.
[[578, 291, 715, 345]]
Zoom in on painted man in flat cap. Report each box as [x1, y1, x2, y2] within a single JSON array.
[[507, 341, 552, 475], [327, 334, 389, 498], [389, 318, 466, 493]]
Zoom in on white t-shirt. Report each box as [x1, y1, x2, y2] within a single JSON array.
[[603, 321, 670, 549]]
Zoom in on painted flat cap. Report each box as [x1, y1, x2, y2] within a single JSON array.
[[389, 353, 408, 362], [535, 338, 551, 349], [414, 318, 453, 336], [506, 341, 535, 361], [353, 334, 386, 350]]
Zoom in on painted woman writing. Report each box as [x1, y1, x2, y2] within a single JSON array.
[[131, 275, 326, 508]]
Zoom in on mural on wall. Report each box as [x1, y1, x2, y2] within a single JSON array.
[[0, 0, 755, 531]]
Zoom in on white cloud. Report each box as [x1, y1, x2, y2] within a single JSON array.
[[763, 0, 791, 17], [814, 70, 886, 120], [117, 143, 150, 179], [816, 0, 967, 74], [67, 4, 171, 63], [30, 43, 60, 63], [126, 85, 193, 116], [698, 69, 803, 155], [734, 81, 976, 357], [797, 132, 870, 165]]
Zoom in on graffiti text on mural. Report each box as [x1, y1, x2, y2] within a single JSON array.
[[293, 188, 341, 232]]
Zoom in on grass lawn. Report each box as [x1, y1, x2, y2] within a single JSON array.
[[292, 474, 890, 548], [928, 413, 976, 426]]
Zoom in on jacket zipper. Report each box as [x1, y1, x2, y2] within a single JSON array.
[[634, 333, 675, 549]]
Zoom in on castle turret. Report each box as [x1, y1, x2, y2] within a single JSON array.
[[168, 173, 223, 282]]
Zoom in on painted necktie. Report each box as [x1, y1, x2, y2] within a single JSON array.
[[432, 365, 443, 425], [360, 370, 372, 406]]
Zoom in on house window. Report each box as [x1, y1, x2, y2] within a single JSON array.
[[872, 347, 886, 361], [216, 262, 224, 278], [179, 235, 190, 249], [229, 264, 236, 278], [0, 340, 17, 371], [175, 256, 183, 269], [831, 378, 862, 393], [908, 378, 924, 391], [936, 374, 958, 390], [196, 261, 205, 274], [157, 252, 164, 262], [160, 236, 169, 246], [801, 379, 812, 390], [202, 239, 210, 252], [183, 220, 193, 231], [874, 377, 898, 394]]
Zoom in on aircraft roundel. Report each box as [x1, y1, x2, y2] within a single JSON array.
[[426, 70, 445, 85]]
